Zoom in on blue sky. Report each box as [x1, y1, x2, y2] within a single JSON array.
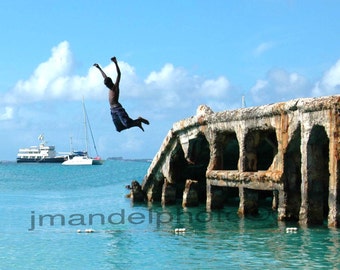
[[0, 0, 339, 160]]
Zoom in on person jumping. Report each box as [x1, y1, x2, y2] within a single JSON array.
[[93, 57, 149, 132]]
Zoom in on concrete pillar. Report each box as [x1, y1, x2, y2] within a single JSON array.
[[161, 179, 176, 205], [206, 180, 212, 210], [207, 132, 223, 171], [129, 181, 146, 203], [237, 128, 246, 172], [272, 190, 278, 210], [277, 190, 287, 221], [206, 184, 224, 209], [243, 131, 260, 172], [145, 181, 163, 202], [238, 187, 259, 216], [182, 179, 199, 207], [328, 108, 340, 227], [299, 120, 309, 225], [328, 162, 339, 227], [328, 187, 340, 227]]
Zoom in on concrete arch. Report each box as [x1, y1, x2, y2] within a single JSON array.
[[305, 125, 330, 225], [282, 124, 302, 221], [243, 129, 278, 172], [160, 133, 210, 205], [210, 131, 239, 170]]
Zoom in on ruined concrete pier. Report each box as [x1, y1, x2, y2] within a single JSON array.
[[140, 95, 340, 227]]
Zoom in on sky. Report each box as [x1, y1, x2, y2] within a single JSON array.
[[0, 0, 339, 161]]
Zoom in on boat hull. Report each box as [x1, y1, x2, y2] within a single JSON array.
[[16, 157, 67, 163], [62, 156, 104, 166], [93, 158, 104, 165]]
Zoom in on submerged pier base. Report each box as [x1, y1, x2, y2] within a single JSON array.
[[238, 187, 259, 216], [182, 180, 199, 207]]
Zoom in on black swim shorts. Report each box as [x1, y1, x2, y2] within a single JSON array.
[[110, 103, 133, 132]]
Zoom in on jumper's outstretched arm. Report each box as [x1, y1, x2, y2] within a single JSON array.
[[93, 63, 108, 79], [111, 57, 121, 86]]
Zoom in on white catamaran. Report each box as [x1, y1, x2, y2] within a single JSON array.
[[62, 99, 104, 166]]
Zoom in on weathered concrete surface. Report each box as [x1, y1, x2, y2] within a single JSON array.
[[141, 95, 340, 227]]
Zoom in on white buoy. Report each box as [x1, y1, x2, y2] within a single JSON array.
[[286, 227, 298, 233], [174, 228, 186, 233], [78, 228, 95, 233]]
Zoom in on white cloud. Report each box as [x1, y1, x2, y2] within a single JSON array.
[[2, 41, 234, 116], [199, 76, 230, 98], [253, 42, 274, 57], [8, 41, 339, 123], [145, 64, 201, 94], [143, 63, 231, 111], [145, 64, 183, 86], [0, 106, 14, 120], [250, 69, 310, 105], [11, 41, 73, 101], [250, 59, 340, 106], [250, 80, 268, 104], [312, 59, 340, 96], [3, 41, 106, 104]]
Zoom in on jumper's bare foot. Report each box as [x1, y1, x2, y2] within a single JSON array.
[[93, 63, 99, 68], [137, 122, 145, 132], [139, 117, 149, 125], [111, 57, 117, 62]]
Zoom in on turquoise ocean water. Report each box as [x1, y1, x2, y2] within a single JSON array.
[[0, 160, 339, 269]]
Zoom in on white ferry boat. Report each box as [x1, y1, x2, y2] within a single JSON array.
[[16, 135, 68, 163]]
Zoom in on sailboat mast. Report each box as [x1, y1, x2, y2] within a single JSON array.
[[69, 136, 74, 153], [85, 105, 100, 157], [82, 97, 100, 157], [82, 97, 89, 154]]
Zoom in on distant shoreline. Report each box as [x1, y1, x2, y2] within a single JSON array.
[[106, 157, 152, 163], [1, 158, 152, 163]]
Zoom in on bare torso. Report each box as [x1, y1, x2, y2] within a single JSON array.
[[109, 84, 120, 107]]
